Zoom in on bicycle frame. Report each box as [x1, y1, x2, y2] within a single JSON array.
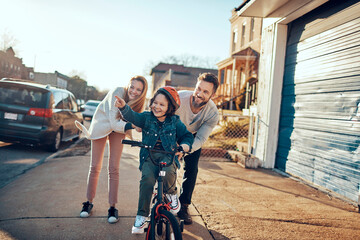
[[122, 139, 183, 240], [122, 139, 176, 208]]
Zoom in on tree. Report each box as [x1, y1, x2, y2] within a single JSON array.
[[144, 54, 219, 75], [68, 69, 87, 80], [162, 54, 219, 69], [0, 29, 19, 55]]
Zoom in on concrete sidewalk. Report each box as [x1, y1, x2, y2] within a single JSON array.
[[1, 137, 360, 240], [0, 140, 211, 240]]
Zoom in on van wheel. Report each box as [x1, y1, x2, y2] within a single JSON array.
[[48, 130, 62, 152]]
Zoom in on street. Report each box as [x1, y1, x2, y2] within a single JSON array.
[[0, 120, 90, 189]]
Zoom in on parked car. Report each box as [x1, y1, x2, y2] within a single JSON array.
[[0, 78, 84, 152], [82, 100, 101, 120]]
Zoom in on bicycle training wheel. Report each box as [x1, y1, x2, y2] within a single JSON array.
[[146, 208, 182, 240]]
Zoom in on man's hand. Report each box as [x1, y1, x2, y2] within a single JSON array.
[[175, 144, 190, 160], [115, 96, 126, 108], [175, 151, 184, 160]]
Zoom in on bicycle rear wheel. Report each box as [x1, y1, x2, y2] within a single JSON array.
[[146, 208, 182, 240]]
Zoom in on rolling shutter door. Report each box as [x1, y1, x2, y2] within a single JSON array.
[[276, 0, 360, 202]]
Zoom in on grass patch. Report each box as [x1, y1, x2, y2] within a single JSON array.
[[203, 118, 249, 150]]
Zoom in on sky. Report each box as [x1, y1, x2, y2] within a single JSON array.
[[1, 0, 241, 92]]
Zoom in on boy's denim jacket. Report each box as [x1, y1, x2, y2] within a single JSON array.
[[120, 104, 194, 170]]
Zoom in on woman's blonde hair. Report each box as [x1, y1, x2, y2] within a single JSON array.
[[123, 75, 148, 113]]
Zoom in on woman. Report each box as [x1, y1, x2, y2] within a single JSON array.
[[75, 76, 148, 224]]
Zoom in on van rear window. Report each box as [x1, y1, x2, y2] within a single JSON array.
[[0, 85, 47, 108]]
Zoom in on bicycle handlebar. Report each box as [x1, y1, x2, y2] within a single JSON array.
[[122, 139, 149, 148], [122, 139, 179, 168]]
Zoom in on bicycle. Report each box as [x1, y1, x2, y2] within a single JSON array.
[[122, 139, 184, 240]]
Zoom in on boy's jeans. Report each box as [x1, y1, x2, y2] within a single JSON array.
[[137, 152, 177, 217]]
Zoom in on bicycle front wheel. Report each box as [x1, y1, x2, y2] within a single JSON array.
[[146, 208, 182, 240]]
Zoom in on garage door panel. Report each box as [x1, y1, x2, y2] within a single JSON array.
[[280, 93, 360, 121], [287, 0, 360, 45], [282, 77, 360, 95], [278, 126, 359, 158], [284, 50, 360, 85], [276, 0, 360, 203], [286, 18, 360, 62]]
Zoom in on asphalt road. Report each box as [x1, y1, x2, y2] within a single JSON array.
[[0, 120, 90, 189]]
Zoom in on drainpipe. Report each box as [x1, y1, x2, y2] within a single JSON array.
[[245, 81, 250, 109], [169, 69, 172, 84], [230, 58, 236, 110]]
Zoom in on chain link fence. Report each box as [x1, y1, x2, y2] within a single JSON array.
[[201, 110, 249, 161]]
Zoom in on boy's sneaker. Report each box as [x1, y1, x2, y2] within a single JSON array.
[[80, 201, 93, 218], [131, 215, 149, 234], [166, 193, 181, 214], [108, 207, 119, 224]]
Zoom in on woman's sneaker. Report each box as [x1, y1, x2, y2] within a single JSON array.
[[108, 207, 119, 224], [80, 201, 93, 218], [131, 215, 149, 234], [166, 193, 181, 214]]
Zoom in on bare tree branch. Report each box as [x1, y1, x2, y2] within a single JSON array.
[[0, 29, 19, 54]]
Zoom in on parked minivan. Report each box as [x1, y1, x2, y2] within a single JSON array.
[[0, 78, 84, 151]]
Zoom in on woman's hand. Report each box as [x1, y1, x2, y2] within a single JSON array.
[[132, 124, 142, 132], [115, 96, 126, 108]]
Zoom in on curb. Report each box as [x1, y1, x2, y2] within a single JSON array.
[[0, 137, 90, 190]]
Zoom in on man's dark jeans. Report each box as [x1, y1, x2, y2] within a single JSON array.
[[179, 148, 202, 205]]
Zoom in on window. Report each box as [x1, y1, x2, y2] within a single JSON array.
[[70, 95, 78, 111], [53, 91, 64, 109], [232, 29, 238, 52], [241, 69, 246, 89], [220, 69, 225, 84], [62, 93, 72, 110], [0, 85, 46, 108], [241, 22, 246, 46], [250, 18, 255, 42]]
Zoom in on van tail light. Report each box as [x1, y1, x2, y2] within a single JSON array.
[[27, 108, 53, 118]]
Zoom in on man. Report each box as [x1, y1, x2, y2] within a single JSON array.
[[176, 72, 219, 224]]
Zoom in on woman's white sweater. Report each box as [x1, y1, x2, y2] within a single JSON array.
[[77, 87, 128, 140]]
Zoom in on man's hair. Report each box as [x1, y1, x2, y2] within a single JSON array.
[[197, 72, 219, 94], [149, 91, 176, 116]]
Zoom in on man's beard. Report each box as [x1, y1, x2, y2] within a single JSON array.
[[192, 95, 209, 108]]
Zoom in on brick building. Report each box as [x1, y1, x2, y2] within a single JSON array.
[[0, 47, 34, 80]]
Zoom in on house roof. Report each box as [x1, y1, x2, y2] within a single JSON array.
[[217, 47, 259, 69], [234, 0, 326, 24], [55, 71, 73, 81], [151, 63, 187, 74], [150, 62, 217, 75], [6, 47, 15, 56], [232, 47, 259, 58]]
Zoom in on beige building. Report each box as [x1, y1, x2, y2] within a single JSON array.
[[215, 8, 262, 111], [150, 63, 217, 94], [34, 71, 70, 89]]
